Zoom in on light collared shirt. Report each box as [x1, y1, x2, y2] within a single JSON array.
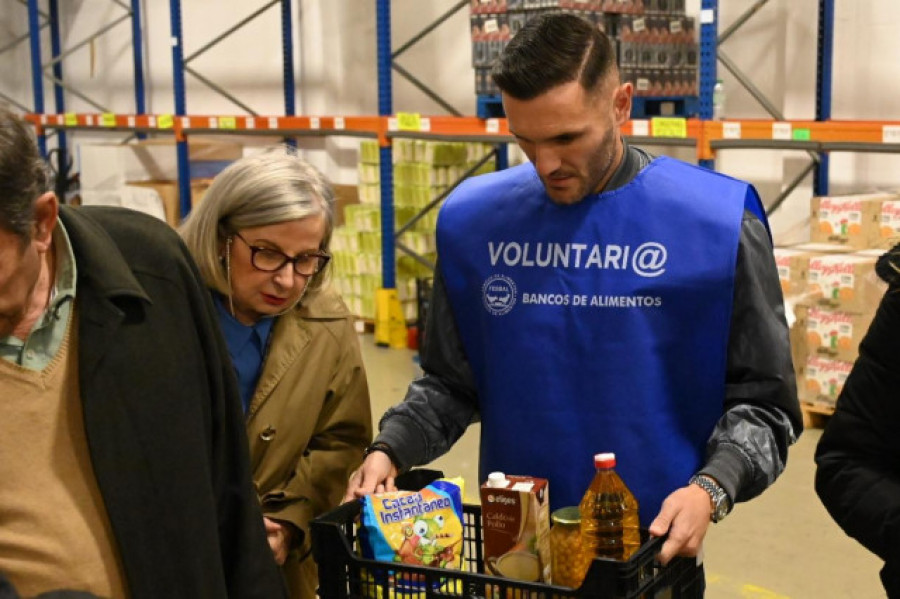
[[0, 220, 77, 370], [213, 294, 274, 413]]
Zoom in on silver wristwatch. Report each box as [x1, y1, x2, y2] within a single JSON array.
[[689, 474, 732, 523]]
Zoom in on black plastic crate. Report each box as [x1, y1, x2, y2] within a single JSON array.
[[311, 471, 703, 598]]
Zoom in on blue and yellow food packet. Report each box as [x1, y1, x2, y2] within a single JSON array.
[[360, 478, 465, 570]]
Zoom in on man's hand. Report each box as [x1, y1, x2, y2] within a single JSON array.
[[342, 450, 399, 503], [647, 483, 712, 565], [263, 517, 295, 565]]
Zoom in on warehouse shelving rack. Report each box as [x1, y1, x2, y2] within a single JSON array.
[[18, 0, 900, 296], [21, 0, 147, 199]]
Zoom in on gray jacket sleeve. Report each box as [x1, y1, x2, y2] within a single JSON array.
[[375, 269, 479, 472], [377, 213, 801, 501], [698, 212, 802, 505]]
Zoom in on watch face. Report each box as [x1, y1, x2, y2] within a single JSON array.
[[714, 500, 729, 522]]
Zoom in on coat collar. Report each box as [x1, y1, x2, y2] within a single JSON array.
[[59, 206, 151, 305], [247, 308, 310, 418], [59, 206, 151, 382], [296, 284, 351, 320], [245, 285, 350, 418]]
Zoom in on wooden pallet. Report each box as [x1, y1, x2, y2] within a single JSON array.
[[802, 401, 835, 429]]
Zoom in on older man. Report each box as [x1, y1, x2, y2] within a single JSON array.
[[0, 108, 286, 598]]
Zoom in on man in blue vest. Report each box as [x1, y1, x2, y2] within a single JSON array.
[[346, 13, 801, 568]]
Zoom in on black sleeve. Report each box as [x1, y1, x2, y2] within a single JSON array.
[[700, 211, 802, 504], [376, 266, 479, 471], [179, 241, 288, 599], [815, 252, 900, 569]]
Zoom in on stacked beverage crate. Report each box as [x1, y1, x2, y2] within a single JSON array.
[[470, 0, 698, 112]]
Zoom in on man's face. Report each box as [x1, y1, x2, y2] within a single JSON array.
[[0, 228, 41, 338], [503, 77, 631, 205]]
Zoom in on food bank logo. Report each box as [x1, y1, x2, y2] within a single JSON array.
[[483, 275, 516, 316]]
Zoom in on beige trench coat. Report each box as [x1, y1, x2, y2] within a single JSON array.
[[246, 285, 372, 598]]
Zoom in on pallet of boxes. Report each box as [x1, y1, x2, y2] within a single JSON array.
[[777, 192, 900, 427]]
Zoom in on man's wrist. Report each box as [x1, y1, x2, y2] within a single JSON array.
[[689, 474, 732, 523], [363, 441, 399, 467]]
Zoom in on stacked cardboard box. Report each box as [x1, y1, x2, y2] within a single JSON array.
[[78, 137, 241, 227], [470, 0, 697, 100], [330, 140, 495, 320], [781, 192, 897, 410]]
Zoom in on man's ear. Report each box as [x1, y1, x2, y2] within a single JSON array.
[[31, 192, 59, 252], [613, 82, 633, 126]]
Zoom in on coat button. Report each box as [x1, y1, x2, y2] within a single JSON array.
[[260, 426, 276, 442]]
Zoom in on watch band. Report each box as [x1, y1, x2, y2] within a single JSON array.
[[689, 474, 731, 523], [363, 441, 399, 467]]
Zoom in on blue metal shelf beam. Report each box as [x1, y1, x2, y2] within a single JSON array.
[[377, 0, 395, 290], [48, 0, 67, 191], [131, 0, 147, 139], [169, 0, 192, 219], [281, 0, 297, 149], [171, 0, 298, 216], [815, 0, 835, 196], [26, 0, 147, 184], [27, 0, 46, 155], [698, 0, 717, 170]]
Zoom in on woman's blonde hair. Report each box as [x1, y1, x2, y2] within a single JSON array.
[[180, 147, 335, 295]]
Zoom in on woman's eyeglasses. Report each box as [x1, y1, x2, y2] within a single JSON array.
[[233, 232, 330, 277]]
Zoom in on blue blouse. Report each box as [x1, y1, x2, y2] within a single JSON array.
[[213, 294, 275, 413]]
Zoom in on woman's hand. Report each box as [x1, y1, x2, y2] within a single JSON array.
[[263, 517, 295, 565]]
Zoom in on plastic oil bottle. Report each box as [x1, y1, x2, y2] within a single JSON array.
[[579, 452, 641, 562]]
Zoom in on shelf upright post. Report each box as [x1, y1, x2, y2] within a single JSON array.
[[281, 0, 297, 149], [27, 0, 47, 157], [376, 0, 395, 290], [814, 0, 834, 196], [495, 143, 508, 171], [169, 0, 192, 220], [698, 0, 717, 170], [48, 0, 68, 199], [131, 0, 147, 139]]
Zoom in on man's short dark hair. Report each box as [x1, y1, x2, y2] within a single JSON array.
[[0, 107, 49, 238], [491, 13, 617, 100]]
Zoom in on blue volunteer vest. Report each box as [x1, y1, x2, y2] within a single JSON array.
[[437, 156, 767, 525]]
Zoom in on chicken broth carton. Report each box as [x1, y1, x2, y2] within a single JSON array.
[[480, 473, 551, 584]]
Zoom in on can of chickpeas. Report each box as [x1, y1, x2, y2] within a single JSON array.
[[549, 506, 592, 588]]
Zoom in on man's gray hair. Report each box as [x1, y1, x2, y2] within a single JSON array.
[[0, 108, 51, 239]]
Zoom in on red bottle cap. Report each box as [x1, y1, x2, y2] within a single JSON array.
[[594, 452, 616, 469]]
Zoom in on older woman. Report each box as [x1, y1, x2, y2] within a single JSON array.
[[180, 149, 372, 598]]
